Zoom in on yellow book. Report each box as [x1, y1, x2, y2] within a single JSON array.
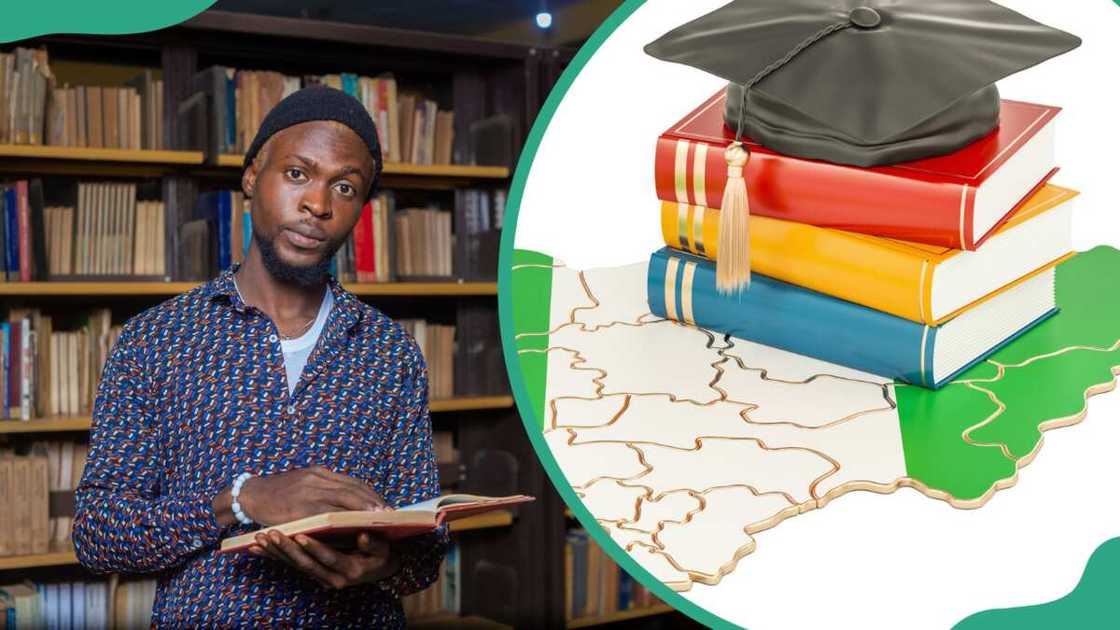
[[661, 184, 1078, 325]]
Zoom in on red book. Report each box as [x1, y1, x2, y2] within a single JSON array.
[[353, 201, 374, 283], [655, 89, 1060, 250], [15, 181, 30, 282]]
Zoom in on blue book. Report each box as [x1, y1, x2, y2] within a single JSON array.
[[341, 73, 357, 97], [648, 248, 1058, 389], [217, 191, 231, 271], [4, 187, 18, 281], [242, 203, 252, 260]]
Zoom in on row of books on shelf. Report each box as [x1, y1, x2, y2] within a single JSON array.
[[0, 578, 146, 630], [399, 321, 456, 401], [2, 309, 117, 421], [1, 553, 458, 629], [188, 67, 454, 166], [0, 440, 86, 557], [565, 529, 660, 622], [402, 545, 461, 622], [1, 48, 165, 150], [1, 179, 506, 283], [0, 305, 497, 421]]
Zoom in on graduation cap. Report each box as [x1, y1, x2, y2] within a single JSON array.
[[645, 0, 1080, 293]]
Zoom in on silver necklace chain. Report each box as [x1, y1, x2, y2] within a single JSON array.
[[232, 275, 319, 341]]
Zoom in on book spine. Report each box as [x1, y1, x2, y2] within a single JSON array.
[[16, 180, 30, 282], [353, 201, 373, 283], [20, 318, 32, 420], [0, 323, 8, 419], [660, 200, 931, 323], [217, 191, 231, 271], [648, 247, 933, 386], [654, 135, 972, 249]]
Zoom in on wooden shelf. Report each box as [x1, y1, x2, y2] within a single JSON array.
[[0, 513, 512, 570], [0, 417, 92, 433], [0, 398, 513, 434], [448, 510, 513, 533], [0, 550, 78, 571], [566, 605, 675, 628], [0, 145, 203, 165], [409, 614, 513, 629], [218, 153, 508, 179], [429, 396, 513, 413], [0, 280, 496, 297]]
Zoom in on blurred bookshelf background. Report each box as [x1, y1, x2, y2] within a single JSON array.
[[0, 2, 702, 628]]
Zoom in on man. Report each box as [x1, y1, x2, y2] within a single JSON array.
[[72, 86, 448, 628]]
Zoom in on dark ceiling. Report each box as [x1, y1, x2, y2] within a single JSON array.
[[211, 0, 614, 45]]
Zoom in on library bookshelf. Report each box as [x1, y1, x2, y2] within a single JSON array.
[[0, 8, 699, 630]]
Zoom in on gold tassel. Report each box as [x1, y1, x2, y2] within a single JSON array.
[[716, 142, 751, 293]]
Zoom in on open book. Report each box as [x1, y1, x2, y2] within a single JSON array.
[[219, 493, 534, 553]]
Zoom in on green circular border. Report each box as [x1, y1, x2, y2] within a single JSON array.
[[496, 2, 1120, 628], [497, 2, 738, 627]]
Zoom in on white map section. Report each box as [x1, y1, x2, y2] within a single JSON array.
[[548, 320, 728, 404], [656, 486, 798, 580], [572, 262, 653, 330], [536, 260, 909, 591], [578, 478, 648, 523]]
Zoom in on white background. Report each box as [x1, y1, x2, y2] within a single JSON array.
[[513, 1, 1120, 628]]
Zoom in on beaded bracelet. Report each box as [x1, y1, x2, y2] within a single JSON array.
[[231, 472, 255, 526]]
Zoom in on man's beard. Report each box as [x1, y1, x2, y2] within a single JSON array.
[[252, 225, 341, 288]]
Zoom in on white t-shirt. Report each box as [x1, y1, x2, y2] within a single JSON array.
[[279, 287, 334, 395]]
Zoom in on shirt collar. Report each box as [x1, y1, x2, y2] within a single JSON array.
[[202, 262, 363, 333]]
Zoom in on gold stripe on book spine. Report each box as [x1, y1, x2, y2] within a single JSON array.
[[677, 203, 691, 251], [681, 261, 697, 325], [692, 142, 708, 208], [674, 140, 690, 203], [664, 257, 681, 321]]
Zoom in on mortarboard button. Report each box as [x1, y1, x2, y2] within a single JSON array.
[[849, 7, 882, 29]]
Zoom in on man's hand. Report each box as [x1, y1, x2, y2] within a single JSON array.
[[212, 466, 389, 528], [250, 530, 401, 590]]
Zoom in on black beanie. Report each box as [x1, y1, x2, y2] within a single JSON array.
[[242, 85, 383, 200]]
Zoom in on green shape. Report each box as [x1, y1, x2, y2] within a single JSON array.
[[510, 249, 554, 428], [900, 247, 1120, 499], [2, 0, 217, 42], [954, 537, 1120, 629], [897, 381, 1014, 502]]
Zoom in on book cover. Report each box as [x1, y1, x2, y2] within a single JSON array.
[[219, 494, 534, 553], [655, 89, 1060, 250], [662, 184, 1077, 324], [648, 248, 1056, 388]]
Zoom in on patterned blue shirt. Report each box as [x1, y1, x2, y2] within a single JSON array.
[[72, 263, 448, 628]]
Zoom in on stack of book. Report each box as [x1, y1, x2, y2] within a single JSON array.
[[394, 207, 453, 279], [1, 579, 116, 628], [0, 446, 49, 557], [0, 48, 52, 145], [565, 529, 661, 622], [1, 48, 165, 150], [648, 89, 1076, 388], [398, 320, 456, 400], [401, 545, 460, 621], [189, 66, 454, 165], [2, 179, 167, 282], [2, 308, 118, 421]]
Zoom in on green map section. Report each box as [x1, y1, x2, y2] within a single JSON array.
[[2, 0, 216, 42], [954, 537, 1120, 629], [511, 249, 554, 428], [899, 246, 1120, 500]]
